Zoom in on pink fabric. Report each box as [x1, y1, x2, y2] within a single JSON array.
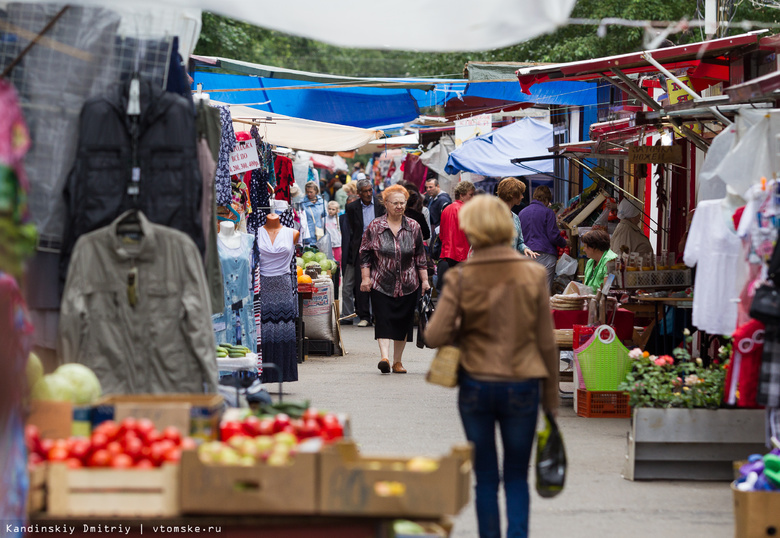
[[402, 154, 429, 191]]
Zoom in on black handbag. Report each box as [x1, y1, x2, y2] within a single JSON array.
[[535, 410, 566, 498], [749, 282, 780, 323], [416, 289, 435, 349]]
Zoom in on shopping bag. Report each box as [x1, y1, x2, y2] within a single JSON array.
[[535, 410, 566, 498], [416, 289, 434, 349], [555, 253, 578, 276], [574, 325, 631, 391], [426, 345, 460, 388]]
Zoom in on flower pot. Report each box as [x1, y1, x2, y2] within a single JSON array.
[[622, 408, 766, 481]]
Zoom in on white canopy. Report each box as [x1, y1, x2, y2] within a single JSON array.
[[217, 101, 384, 152], [11, 0, 576, 53], [356, 133, 419, 155]]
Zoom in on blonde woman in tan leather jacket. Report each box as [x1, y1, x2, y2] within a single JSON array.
[[425, 194, 559, 538]]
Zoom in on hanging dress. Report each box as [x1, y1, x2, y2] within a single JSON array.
[[213, 232, 257, 353], [257, 226, 298, 383]]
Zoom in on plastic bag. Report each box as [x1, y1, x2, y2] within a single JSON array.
[[556, 253, 578, 277], [535, 410, 566, 498]]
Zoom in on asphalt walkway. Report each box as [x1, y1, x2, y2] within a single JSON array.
[[282, 323, 734, 537]]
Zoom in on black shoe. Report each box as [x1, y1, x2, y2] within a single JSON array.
[[377, 358, 391, 373]]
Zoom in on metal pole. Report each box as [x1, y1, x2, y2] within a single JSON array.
[[642, 51, 733, 126]]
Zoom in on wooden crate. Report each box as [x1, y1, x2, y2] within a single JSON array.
[[180, 450, 319, 515], [47, 463, 179, 516], [27, 463, 46, 514]]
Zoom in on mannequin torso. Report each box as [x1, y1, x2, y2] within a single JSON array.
[[721, 186, 746, 232], [218, 220, 242, 249], [264, 213, 300, 245]]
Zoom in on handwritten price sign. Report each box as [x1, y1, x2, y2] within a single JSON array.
[[228, 139, 261, 175]]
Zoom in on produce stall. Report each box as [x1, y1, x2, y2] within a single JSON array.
[[22, 366, 470, 538]]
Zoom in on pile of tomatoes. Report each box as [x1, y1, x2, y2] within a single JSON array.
[[219, 408, 344, 443], [26, 418, 195, 469]]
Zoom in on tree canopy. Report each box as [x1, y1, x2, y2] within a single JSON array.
[[194, 1, 780, 78]]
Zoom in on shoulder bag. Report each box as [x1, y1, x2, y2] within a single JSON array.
[[416, 289, 434, 349], [749, 281, 780, 323], [535, 410, 567, 498], [426, 266, 463, 388]]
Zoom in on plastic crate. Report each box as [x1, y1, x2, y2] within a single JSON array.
[[623, 269, 691, 289], [576, 389, 631, 418], [305, 338, 335, 356]]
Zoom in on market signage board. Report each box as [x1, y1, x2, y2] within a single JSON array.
[[629, 145, 683, 164], [229, 139, 261, 174], [454, 114, 492, 147]]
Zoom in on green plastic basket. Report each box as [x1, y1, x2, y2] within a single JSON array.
[[574, 325, 631, 391]]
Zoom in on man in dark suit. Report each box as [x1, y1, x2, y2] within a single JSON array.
[[345, 179, 386, 327], [339, 194, 358, 324]]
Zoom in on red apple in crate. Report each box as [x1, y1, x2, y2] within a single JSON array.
[[88, 449, 111, 468], [272, 414, 291, 433], [220, 421, 243, 442], [47, 446, 69, 462], [258, 419, 274, 436], [135, 458, 154, 469], [123, 436, 144, 462], [93, 420, 119, 441], [68, 438, 91, 463], [24, 424, 42, 456], [161, 426, 182, 445], [118, 417, 138, 437], [135, 418, 156, 440], [65, 457, 83, 469], [90, 432, 109, 452], [242, 415, 262, 437], [111, 453, 133, 468]]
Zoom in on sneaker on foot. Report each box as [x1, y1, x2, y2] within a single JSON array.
[[357, 319, 370, 327]]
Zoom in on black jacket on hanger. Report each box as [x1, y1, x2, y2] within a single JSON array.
[[61, 76, 204, 285]]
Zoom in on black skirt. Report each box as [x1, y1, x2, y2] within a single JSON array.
[[370, 289, 418, 342]]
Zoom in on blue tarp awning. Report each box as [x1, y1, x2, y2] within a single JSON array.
[[445, 118, 554, 177], [193, 72, 427, 129]]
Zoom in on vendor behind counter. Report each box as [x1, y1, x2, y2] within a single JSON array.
[[611, 199, 653, 257], [581, 229, 618, 291]]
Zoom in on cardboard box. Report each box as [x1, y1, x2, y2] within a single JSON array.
[[179, 449, 319, 515], [27, 401, 96, 439], [732, 482, 780, 538], [27, 401, 72, 439], [47, 462, 179, 517], [92, 394, 224, 440], [319, 441, 472, 518]]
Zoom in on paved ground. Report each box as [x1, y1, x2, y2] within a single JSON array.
[[280, 323, 734, 537]]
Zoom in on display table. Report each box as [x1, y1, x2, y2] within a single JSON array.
[[27, 515, 399, 538], [551, 308, 635, 344], [627, 296, 692, 355]]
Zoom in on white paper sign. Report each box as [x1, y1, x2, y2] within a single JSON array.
[[229, 139, 261, 175], [454, 114, 493, 147]]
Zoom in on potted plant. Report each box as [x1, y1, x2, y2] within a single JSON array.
[[619, 331, 766, 481]]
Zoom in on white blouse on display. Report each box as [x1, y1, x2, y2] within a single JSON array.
[[683, 199, 742, 335], [257, 226, 296, 277]]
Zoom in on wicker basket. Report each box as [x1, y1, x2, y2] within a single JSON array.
[[426, 346, 460, 388]]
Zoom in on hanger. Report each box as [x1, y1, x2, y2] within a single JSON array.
[[116, 209, 143, 237]]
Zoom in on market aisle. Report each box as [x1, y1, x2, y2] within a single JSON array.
[[286, 325, 734, 538]]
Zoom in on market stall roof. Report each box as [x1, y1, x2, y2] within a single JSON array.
[[195, 72, 427, 129], [18, 0, 575, 52], [725, 68, 780, 102], [356, 133, 420, 155], [516, 31, 767, 94], [191, 56, 439, 91], [444, 117, 554, 176], [167, 0, 577, 52], [214, 101, 383, 152]]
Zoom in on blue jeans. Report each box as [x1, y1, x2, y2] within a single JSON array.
[[458, 372, 540, 538]]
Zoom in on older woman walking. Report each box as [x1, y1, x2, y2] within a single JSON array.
[[496, 177, 537, 259], [425, 194, 558, 538], [359, 184, 430, 374], [301, 180, 326, 245]]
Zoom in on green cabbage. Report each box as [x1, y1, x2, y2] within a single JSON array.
[[53, 363, 102, 405]]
